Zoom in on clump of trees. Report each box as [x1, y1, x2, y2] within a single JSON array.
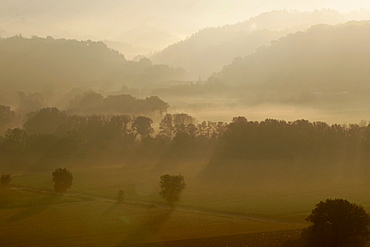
[[159, 174, 186, 208], [0, 174, 11, 187], [68, 92, 169, 116], [52, 168, 73, 194], [283, 198, 370, 247]]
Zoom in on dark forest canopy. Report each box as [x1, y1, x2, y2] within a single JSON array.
[[12, 89, 169, 116], [0, 36, 186, 94], [213, 117, 370, 161], [2, 109, 370, 172], [67, 92, 168, 115]]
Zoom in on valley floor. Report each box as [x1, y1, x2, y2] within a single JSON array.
[[0, 187, 303, 247]]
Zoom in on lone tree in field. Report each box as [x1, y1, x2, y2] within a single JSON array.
[[159, 174, 186, 208], [1, 174, 11, 187], [305, 198, 370, 247], [52, 168, 73, 193]]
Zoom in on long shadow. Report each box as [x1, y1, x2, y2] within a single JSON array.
[[6, 194, 59, 223], [6, 206, 47, 223], [116, 210, 173, 246], [102, 202, 121, 216]]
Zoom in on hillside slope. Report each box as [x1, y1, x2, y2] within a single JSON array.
[[151, 9, 363, 80], [0, 36, 185, 94], [210, 21, 370, 105]]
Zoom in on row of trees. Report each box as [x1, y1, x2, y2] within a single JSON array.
[[213, 117, 370, 161], [0, 92, 168, 132], [4, 109, 370, 170], [0, 108, 226, 170], [67, 93, 168, 116]]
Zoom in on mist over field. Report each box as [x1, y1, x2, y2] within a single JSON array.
[[2, 1, 370, 247]]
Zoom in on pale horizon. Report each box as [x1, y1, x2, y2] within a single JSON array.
[[1, 0, 370, 51]]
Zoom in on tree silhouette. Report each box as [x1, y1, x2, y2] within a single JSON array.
[[158, 114, 174, 139], [23, 107, 68, 135], [1, 174, 11, 187], [132, 116, 154, 139], [159, 174, 186, 208], [144, 96, 169, 115], [52, 168, 73, 193], [305, 198, 370, 247], [173, 113, 195, 134]]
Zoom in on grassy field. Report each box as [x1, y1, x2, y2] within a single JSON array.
[[0, 188, 91, 208], [0, 193, 304, 246], [8, 159, 370, 223], [4, 159, 370, 246]]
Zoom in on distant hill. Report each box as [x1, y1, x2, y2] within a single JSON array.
[[211, 21, 370, 105], [103, 40, 153, 60], [0, 36, 186, 94], [151, 9, 367, 80]]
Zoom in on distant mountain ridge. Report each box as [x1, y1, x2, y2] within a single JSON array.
[[151, 9, 369, 80], [210, 21, 370, 105]]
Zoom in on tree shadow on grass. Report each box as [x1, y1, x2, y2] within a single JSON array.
[[6, 206, 46, 223], [102, 202, 121, 216], [6, 194, 59, 223], [116, 210, 173, 246]]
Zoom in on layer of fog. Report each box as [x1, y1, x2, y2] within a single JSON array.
[[168, 103, 370, 125]]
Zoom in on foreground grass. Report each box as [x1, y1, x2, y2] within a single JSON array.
[[0, 199, 304, 247], [8, 159, 370, 223], [0, 188, 91, 209]]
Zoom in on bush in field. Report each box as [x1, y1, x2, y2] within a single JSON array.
[[1, 174, 11, 187], [159, 174, 186, 208], [283, 198, 370, 247], [52, 168, 73, 193], [117, 190, 124, 203], [306, 198, 370, 247]]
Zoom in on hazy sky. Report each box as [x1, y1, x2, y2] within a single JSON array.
[[1, 0, 369, 47]]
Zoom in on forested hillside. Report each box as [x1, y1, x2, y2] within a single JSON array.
[[211, 21, 370, 105], [0, 36, 186, 94], [151, 9, 358, 79]]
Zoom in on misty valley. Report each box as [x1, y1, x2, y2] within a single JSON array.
[[2, 6, 370, 247]]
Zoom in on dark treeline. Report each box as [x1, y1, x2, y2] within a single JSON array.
[[2, 108, 370, 171], [214, 117, 370, 161], [0, 108, 225, 171], [67, 92, 168, 115], [0, 92, 169, 134]]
